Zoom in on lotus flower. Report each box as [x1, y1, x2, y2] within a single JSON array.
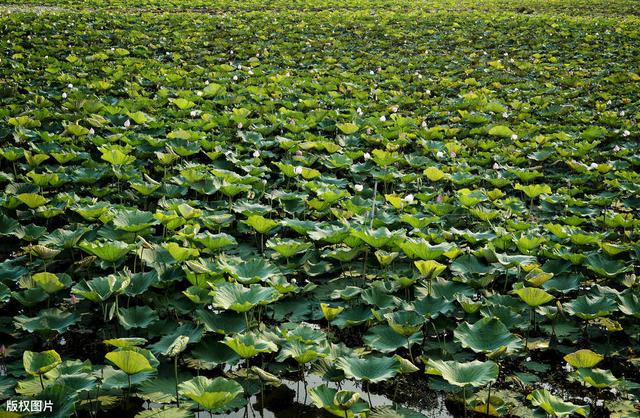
[[123, 119, 130, 128]]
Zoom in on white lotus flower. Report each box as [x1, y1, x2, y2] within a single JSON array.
[[436, 151, 444, 159], [622, 130, 630, 137], [59, 337, 66, 346], [356, 107, 363, 115], [493, 162, 500, 169], [379, 115, 386, 122], [613, 145, 621, 152], [237, 122, 243, 129], [88, 128, 95, 135], [619, 111, 625, 116], [511, 133, 518, 140], [123, 119, 130, 128], [190, 110, 198, 117], [233, 75, 238, 81], [294, 166, 303, 175], [196, 91, 203, 96], [391, 106, 398, 113], [363, 152, 371, 160], [67, 83, 73, 88], [354, 184, 363, 192], [403, 194, 414, 203], [369, 70, 374, 75], [205, 80, 209, 85], [502, 112, 509, 118], [253, 150, 260, 158], [421, 121, 427, 128], [589, 162, 598, 170], [61, 92, 67, 99]]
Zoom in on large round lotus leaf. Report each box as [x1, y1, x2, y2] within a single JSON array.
[[572, 368, 619, 388], [117, 306, 159, 330], [454, 317, 523, 354], [564, 295, 617, 319], [112, 208, 158, 233], [218, 256, 282, 284], [425, 359, 498, 388], [618, 292, 640, 317], [266, 237, 313, 257], [308, 384, 370, 418], [414, 260, 446, 280], [211, 282, 280, 312], [23, 350, 62, 376], [363, 325, 422, 353], [223, 332, 278, 359], [384, 310, 424, 337], [178, 376, 243, 411], [563, 349, 603, 368], [103, 337, 148, 348], [527, 389, 589, 417], [78, 240, 132, 263], [512, 287, 554, 307], [105, 350, 156, 375], [351, 227, 402, 249], [336, 355, 400, 383]]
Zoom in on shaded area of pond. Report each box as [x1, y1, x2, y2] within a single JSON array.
[[145, 374, 453, 418]]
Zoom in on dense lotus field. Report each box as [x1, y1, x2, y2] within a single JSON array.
[[0, 0, 639, 417]]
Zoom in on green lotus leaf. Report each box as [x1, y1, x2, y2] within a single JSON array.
[[572, 368, 619, 388], [163, 242, 200, 262], [384, 310, 424, 337], [78, 240, 132, 263], [17, 193, 48, 209], [564, 295, 617, 319], [118, 306, 159, 330], [351, 227, 403, 249], [135, 407, 194, 418], [32, 272, 69, 294], [211, 282, 280, 312], [105, 350, 156, 375], [267, 237, 313, 258], [425, 359, 498, 387], [72, 275, 130, 302], [423, 166, 447, 182], [527, 389, 589, 417], [488, 125, 514, 138], [14, 308, 81, 333], [218, 256, 282, 284], [514, 183, 552, 199], [309, 384, 370, 418], [337, 355, 400, 383], [585, 253, 629, 278], [512, 287, 554, 307], [618, 292, 640, 317], [103, 337, 148, 347], [194, 232, 237, 251], [23, 350, 62, 376], [563, 349, 603, 368], [223, 332, 278, 359], [178, 376, 243, 411], [454, 317, 523, 354], [321, 303, 345, 321], [414, 260, 446, 280], [277, 339, 324, 364], [243, 215, 278, 234], [112, 209, 158, 233], [336, 123, 359, 135]]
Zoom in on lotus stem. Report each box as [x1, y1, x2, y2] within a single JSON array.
[[486, 382, 492, 415], [366, 380, 372, 406], [39, 374, 45, 390], [462, 387, 467, 418], [174, 356, 180, 407], [406, 337, 415, 363]]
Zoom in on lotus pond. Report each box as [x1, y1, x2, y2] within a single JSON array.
[[0, 0, 639, 417]]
